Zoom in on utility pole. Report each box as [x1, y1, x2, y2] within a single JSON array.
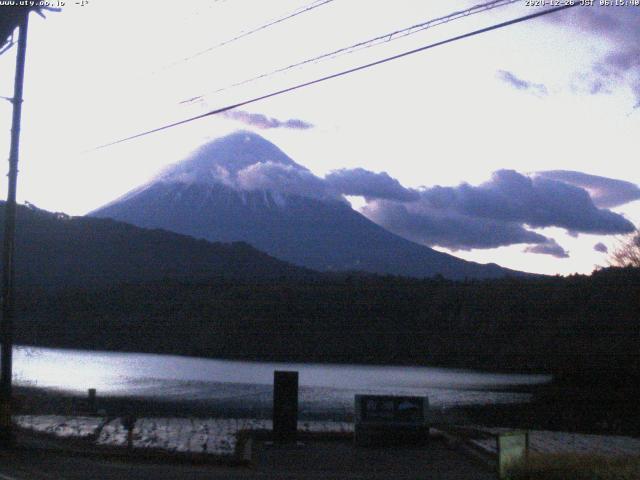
[[0, 9, 29, 448]]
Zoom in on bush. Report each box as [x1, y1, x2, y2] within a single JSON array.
[[507, 453, 640, 480]]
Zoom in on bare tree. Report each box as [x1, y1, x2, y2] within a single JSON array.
[[609, 229, 640, 267]]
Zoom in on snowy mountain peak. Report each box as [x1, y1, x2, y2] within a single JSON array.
[[156, 131, 304, 186], [91, 132, 524, 280], [150, 131, 339, 203]]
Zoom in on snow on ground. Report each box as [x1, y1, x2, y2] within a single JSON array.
[[13, 415, 106, 438], [18, 415, 638, 460], [13, 415, 352, 456], [97, 417, 353, 455], [468, 427, 640, 458]]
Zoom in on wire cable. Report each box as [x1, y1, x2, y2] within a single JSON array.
[[91, 4, 578, 152], [0, 39, 15, 57], [155, 0, 336, 75], [183, 0, 519, 105]]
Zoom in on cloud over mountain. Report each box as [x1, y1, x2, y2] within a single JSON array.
[[155, 132, 336, 202], [236, 161, 330, 199], [325, 168, 419, 201], [222, 110, 314, 129]]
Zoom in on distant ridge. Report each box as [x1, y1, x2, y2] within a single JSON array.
[[0, 202, 312, 288]]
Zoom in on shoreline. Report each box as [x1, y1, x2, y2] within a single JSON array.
[[13, 382, 639, 439], [12, 383, 540, 422], [12, 383, 537, 416], [13, 385, 358, 421]]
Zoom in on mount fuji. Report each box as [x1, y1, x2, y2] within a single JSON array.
[[90, 131, 523, 279]]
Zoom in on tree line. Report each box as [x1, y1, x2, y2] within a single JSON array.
[[14, 266, 640, 386]]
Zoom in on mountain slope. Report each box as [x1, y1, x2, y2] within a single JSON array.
[[1, 202, 311, 288], [91, 131, 524, 280]]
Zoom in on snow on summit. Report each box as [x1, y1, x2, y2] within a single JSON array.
[[152, 131, 337, 202]]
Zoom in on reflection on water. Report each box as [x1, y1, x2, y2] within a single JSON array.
[[12, 346, 550, 409]]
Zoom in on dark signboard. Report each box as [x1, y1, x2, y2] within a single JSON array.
[[354, 395, 429, 446], [273, 370, 298, 441], [357, 395, 426, 423]]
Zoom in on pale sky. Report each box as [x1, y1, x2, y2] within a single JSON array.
[[0, 0, 639, 276]]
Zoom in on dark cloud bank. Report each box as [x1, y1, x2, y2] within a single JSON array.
[[361, 169, 635, 256], [316, 167, 635, 257]]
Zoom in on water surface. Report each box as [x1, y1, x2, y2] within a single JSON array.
[[13, 346, 550, 414]]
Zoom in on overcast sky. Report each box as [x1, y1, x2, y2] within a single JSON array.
[[0, 0, 638, 275]]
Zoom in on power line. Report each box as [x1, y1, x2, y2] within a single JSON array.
[[182, 0, 519, 105], [91, 4, 578, 152], [0, 39, 15, 57], [154, 0, 336, 75]]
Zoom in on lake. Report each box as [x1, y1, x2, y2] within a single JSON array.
[[12, 346, 550, 416]]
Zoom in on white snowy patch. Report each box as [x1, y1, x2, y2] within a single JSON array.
[[97, 417, 352, 455], [13, 415, 106, 438], [24, 414, 638, 461]]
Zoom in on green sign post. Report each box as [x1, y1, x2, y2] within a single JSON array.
[[497, 430, 529, 479]]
